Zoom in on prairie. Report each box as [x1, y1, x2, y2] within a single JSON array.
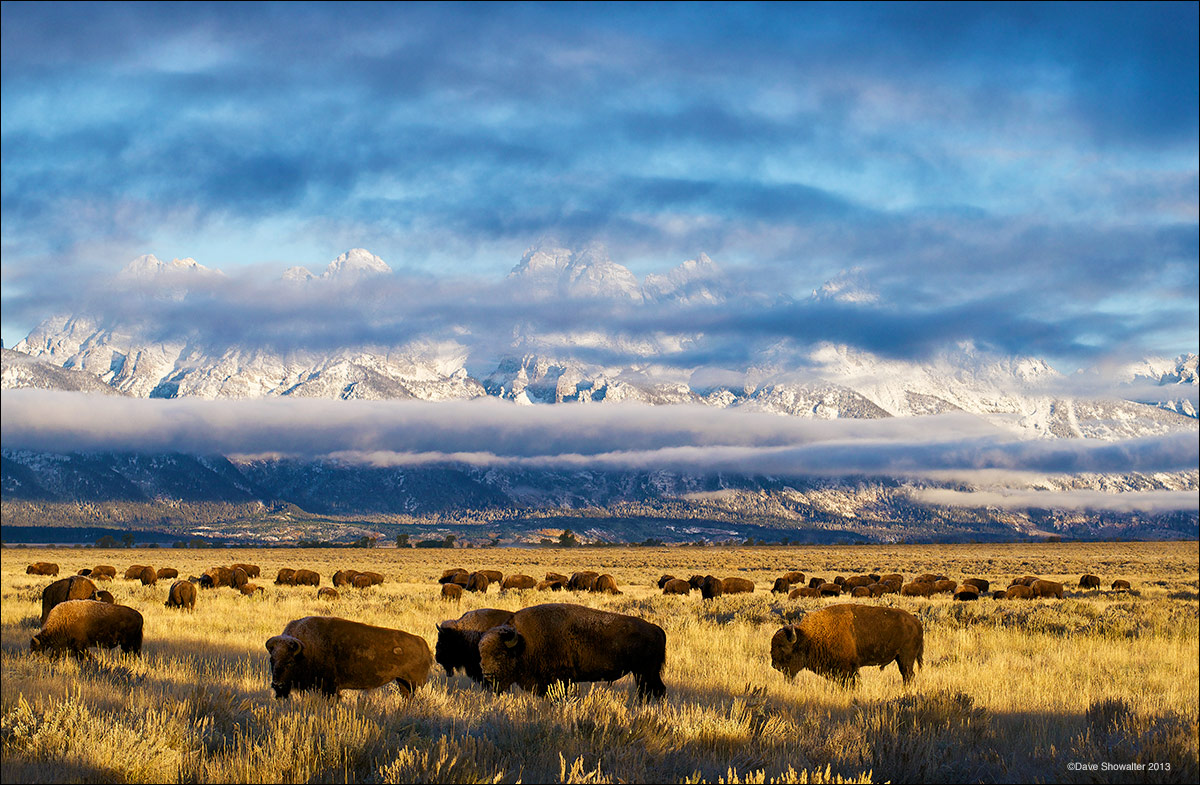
[[2, 541, 1197, 784]]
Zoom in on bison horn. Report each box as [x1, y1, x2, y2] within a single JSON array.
[[783, 626, 797, 644], [500, 627, 519, 648]]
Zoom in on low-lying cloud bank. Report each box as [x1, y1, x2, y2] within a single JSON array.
[[912, 488, 1198, 514], [4, 392, 1195, 498]]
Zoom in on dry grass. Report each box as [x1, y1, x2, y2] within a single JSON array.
[[2, 541, 1197, 783]]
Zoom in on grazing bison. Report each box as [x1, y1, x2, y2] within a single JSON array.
[[1079, 574, 1101, 590], [953, 588, 980, 601], [440, 568, 470, 587], [502, 574, 537, 591], [593, 574, 622, 595], [808, 577, 825, 589], [90, 566, 116, 581], [124, 565, 148, 580], [31, 600, 143, 657], [441, 583, 463, 601], [818, 583, 842, 597], [772, 577, 792, 594], [880, 574, 903, 585], [1009, 576, 1040, 587], [275, 568, 296, 585], [77, 568, 93, 576], [352, 572, 385, 589], [658, 574, 677, 589], [435, 608, 515, 681], [266, 616, 431, 699], [867, 583, 888, 597], [992, 590, 1008, 600], [900, 582, 933, 597], [165, 580, 197, 610], [26, 562, 60, 576], [568, 572, 600, 592], [914, 573, 939, 584], [466, 572, 490, 594], [318, 587, 340, 601], [41, 576, 99, 623], [850, 586, 871, 598], [231, 568, 250, 590], [662, 578, 691, 595], [231, 563, 260, 578], [205, 567, 235, 588], [477, 603, 666, 700], [291, 569, 320, 587], [95, 590, 115, 604], [1004, 585, 1034, 600], [833, 576, 847, 586], [722, 577, 754, 595], [962, 578, 989, 594], [843, 576, 874, 590], [156, 567, 179, 580], [1030, 580, 1063, 599], [239, 583, 263, 596], [536, 580, 565, 591], [699, 575, 724, 600], [545, 572, 569, 584], [1111, 579, 1131, 591], [789, 587, 820, 599], [780, 571, 805, 586], [138, 566, 158, 586], [333, 569, 361, 587], [688, 575, 707, 590], [932, 579, 957, 595], [479, 570, 504, 586], [770, 604, 923, 685]]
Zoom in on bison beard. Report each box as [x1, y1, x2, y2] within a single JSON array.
[[477, 603, 667, 701], [435, 608, 515, 682]]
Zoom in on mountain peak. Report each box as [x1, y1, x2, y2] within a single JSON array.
[[323, 249, 391, 280], [811, 268, 877, 304], [644, 253, 724, 304], [509, 243, 642, 301], [119, 254, 219, 281]]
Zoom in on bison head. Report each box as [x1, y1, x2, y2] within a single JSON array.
[[770, 624, 810, 679], [265, 635, 304, 699], [30, 635, 43, 653], [434, 621, 474, 677], [478, 625, 524, 691]]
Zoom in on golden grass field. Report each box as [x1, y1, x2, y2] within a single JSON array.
[[2, 541, 1197, 784]]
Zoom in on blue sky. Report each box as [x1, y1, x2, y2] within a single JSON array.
[[2, 1, 1197, 367]]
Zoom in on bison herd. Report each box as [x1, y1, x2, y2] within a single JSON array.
[[23, 559, 1139, 703]]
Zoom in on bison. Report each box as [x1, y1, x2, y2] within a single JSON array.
[[808, 577, 825, 589], [156, 567, 179, 580], [27, 562, 60, 576], [780, 571, 805, 586], [266, 616, 431, 699], [900, 582, 933, 597], [662, 578, 691, 595], [545, 572, 569, 584], [165, 580, 197, 610], [239, 583, 263, 596], [789, 586, 820, 599], [1004, 585, 1034, 599], [536, 580, 565, 591], [441, 583, 463, 602], [843, 576, 874, 590], [1111, 579, 1131, 591], [932, 579, 957, 595], [568, 572, 600, 592], [291, 569, 320, 587], [77, 568, 93, 576], [723, 577, 754, 594], [466, 572, 490, 593], [657, 574, 677, 589], [818, 583, 842, 597], [31, 600, 143, 657], [953, 588, 980, 601], [479, 570, 504, 586], [849, 586, 871, 598], [124, 565, 148, 580], [333, 569, 361, 587], [879, 573, 903, 585], [1078, 574, 1101, 590], [41, 576, 98, 623], [477, 603, 666, 700], [502, 574, 537, 591], [770, 604, 923, 685], [699, 575, 724, 600], [688, 575, 707, 590], [318, 587, 340, 601], [351, 572, 384, 589], [275, 568, 296, 585], [138, 566, 158, 586], [95, 590, 115, 604], [90, 566, 116, 581], [435, 608, 515, 681], [962, 578, 989, 594], [439, 568, 470, 587], [592, 574, 621, 595], [1030, 579, 1063, 599], [231, 563, 260, 578], [231, 568, 250, 589], [772, 577, 792, 594], [205, 567, 235, 588]]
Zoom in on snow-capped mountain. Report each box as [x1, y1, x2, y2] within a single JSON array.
[[8, 246, 1198, 443]]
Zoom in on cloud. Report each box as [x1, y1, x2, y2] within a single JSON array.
[[911, 488, 1199, 514], [3, 392, 1194, 488]]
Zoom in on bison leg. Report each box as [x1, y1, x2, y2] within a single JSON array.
[[634, 672, 667, 701], [394, 677, 414, 696], [896, 655, 917, 684]]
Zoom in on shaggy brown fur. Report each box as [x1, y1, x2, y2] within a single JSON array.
[[1030, 579, 1064, 599], [953, 588, 980, 601], [932, 579, 957, 594], [772, 577, 792, 594], [536, 580, 565, 591], [720, 577, 753, 594], [239, 583, 263, 596], [568, 572, 600, 592], [477, 603, 666, 700], [658, 574, 677, 589], [466, 572, 490, 593], [789, 587, 820, 599], [1111, 579, 1131, 591], [1004, 585, 1034, 599], [230, 563, 260, 578], [879, 573, 904, 585], [291, 569, 320, 587], [124, 565, 148, 580], [699, 575, 724, 599], [275, 568, 296, 585], [435, 608, 515, 681], [1078, 574, 1101, 590], [662, 578, 691, 595], [95, 590, 115, 604], [1009, 575, 1040, 587], [206, 567, 235, 588], [27, 562, 60, 576], [502, 574, 537, 591], [231, 568, 250, 589], [351, 572, 385, 588], [439, 568, 469, 585], [843, 576, 874, 590], [770, 604, 923, 685], [850, 586, 871, 597], [688, 575, 706, 590], [41, 576, 98, 623], [90, 566, 116, 581], [593, 574, 622, 595], [900, 581, 933, 597], [333, 569, 361, 587], [962, 578, 989, 594], [156, 567, 179, 580], [479, 570, 504, 585], [545, 572, 569, 583], [32, 600, 143, 657], [165, 580, 197, 610], [318, 587, 340, 601], [266, 616, 431, 699], [914, 573, 939, 584], [138, 566, 158, 586], [807, 577, 826, 589], [780, 571, 805, 586], [818, 583, 842, 597], [441, 583, 463, 601]]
